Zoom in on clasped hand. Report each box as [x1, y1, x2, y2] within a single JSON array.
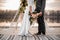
[[31, 12, 42, 18]]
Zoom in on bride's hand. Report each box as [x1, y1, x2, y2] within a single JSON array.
[[31, 14, 37, 18]]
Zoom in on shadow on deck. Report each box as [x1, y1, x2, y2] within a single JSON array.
[[0, 34, 60, 40]]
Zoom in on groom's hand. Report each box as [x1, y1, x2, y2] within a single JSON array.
[[37, 12, 42, 16]]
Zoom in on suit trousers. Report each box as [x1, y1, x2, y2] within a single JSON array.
[[37, 13, 45, 34]]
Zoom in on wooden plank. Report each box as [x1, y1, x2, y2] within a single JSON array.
[[27, 36, 34, 40], [41, 35, 49, 40], [0, 34, 10, 40], [56, 35, 60, 38], [27, 36, 31, 40], [45, 35, 54, 40], [0, 34, 60, 40], [33, 35, 40, 40], [38, 35, 48, 40], [33, 35, 37, 40], [27, 36, 32, 40], [50, 35, 60, 40], [8, 35, 15, 40], [0, 34, 4, 39], [6, 35, 11, 40], [7, 35, 12, 40], [38, 35, 43, 40], [13, 35, 22, 40], [7, 35, 15, 40]]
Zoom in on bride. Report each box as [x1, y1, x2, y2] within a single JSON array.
[[19, 0, 35, 35]]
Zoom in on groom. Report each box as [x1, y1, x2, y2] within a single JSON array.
[[31, 0, 46, 35]]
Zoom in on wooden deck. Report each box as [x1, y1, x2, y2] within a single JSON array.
[[0, 34, 60, 40]]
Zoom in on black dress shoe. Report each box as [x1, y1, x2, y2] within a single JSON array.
[[42, 32, 45, 35], [34, 33, 41, 35], [42, 33, 45, 35]]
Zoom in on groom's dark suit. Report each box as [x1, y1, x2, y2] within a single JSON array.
[[35, 0, 46, 35]]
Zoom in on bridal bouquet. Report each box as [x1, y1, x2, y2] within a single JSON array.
[[29, 11, 38, 24]]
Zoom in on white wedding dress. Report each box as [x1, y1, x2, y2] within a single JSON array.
[[19, 0, 35, 35]]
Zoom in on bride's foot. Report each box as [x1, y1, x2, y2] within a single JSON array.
[[18, 34, 25, 36], [25, 33, 32, 36]]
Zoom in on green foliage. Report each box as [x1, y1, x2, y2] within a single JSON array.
[[19, 0, 28, 13]]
